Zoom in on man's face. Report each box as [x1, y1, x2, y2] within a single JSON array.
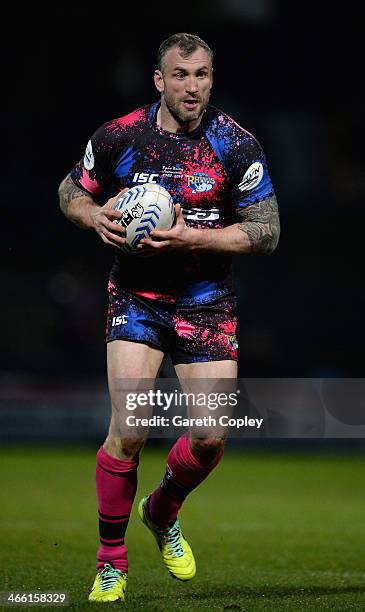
[[154, 46, 213, 126]]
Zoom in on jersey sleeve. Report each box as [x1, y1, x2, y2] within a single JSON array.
[[205, 109, 275, 213], [70, 122, 117, 197], [229, 130, 275, 212]]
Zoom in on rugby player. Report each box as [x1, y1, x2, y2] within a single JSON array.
[[58, 32, 280, 603]]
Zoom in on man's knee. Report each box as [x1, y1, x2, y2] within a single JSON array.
[[190, 437, 225, 464], [104, 435, 146, 460]]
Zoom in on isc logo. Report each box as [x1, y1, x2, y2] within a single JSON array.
[[112, 315, 128, 326], [132, 172, 159, 184]]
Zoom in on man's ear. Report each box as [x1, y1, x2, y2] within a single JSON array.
[[154, 70, 164, 93]]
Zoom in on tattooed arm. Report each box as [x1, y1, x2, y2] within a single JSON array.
[[58, 174, 127, 247], [58, 174, 98, 229], [235, 195, 280, 255], [139, 196, 280, 256]]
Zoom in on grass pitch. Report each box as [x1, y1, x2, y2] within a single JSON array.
[[0, 446, 364, 611]]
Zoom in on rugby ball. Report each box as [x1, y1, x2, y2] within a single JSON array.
[[114, 184, 175, 253]]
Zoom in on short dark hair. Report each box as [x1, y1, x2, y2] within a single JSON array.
[[157, 33, 213, 72]]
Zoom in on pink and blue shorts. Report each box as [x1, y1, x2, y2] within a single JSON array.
[[106, 286, 238, 365]]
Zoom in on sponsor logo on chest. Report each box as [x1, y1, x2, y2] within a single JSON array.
[[132, 172, 159, 184], [132, 169, 216, 193], [131, 169, 219, 221], [182, 207, 219, 221], [186, 172, 215, 193]]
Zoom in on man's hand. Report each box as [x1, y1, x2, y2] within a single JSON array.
[[138, 204, 194, 252], [91, 189, 129, 248]]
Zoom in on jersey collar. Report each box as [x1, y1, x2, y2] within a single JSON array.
[[148, 102, 206, 141]]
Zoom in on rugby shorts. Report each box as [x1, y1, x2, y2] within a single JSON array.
[[106, 286, 238, 365]]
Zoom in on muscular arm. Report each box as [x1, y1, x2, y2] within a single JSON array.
[[58, 174, 101, 229], [58, 175, 127, 246], [140, 195, 280, 256], [229, 195, 280, 255]]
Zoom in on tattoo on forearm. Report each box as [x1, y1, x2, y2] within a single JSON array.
[[237, 196, 280, 254], [58, 174, 90, 217]]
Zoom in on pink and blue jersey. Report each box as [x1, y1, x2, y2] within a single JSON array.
[[71, 102, 275, 305]]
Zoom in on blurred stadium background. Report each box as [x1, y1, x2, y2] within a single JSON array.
[[2, 1, 364, 445], [1, 2, 365, 609]]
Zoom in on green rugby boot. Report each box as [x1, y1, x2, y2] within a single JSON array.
[[89, 562, 127, 603], [138, 495, 196, 581]]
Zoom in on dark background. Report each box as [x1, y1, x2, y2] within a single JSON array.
[[2, 2, 363, 392]]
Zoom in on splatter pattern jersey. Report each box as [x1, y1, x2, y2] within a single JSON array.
[[71, 102, 274, 305]]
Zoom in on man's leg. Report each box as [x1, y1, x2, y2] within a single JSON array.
[[147, 360, 237, 527], [90, 340, 164, 602], [138, 360, 236, 581]]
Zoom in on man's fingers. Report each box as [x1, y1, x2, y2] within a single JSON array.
[[100, 234, 122, 248], [108, 220, 126, 235], [138, 238, 170, 249], [148, 229, 174, 240], [101, 227, 126, 244], [97, 216, 126, 235], [106, 208, 123, 221]]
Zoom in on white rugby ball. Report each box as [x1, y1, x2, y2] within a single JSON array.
[[114, 183, 175, 253]]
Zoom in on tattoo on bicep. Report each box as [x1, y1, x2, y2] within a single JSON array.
[[58, 174, 90, 216], [237, 195, 280, 254]]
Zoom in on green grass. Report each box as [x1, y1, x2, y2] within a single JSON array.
[[0, 446, 364, 611]]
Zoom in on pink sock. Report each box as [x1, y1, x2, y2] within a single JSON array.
[[148, 434, 223, 527], [96, 446, 138, 573]]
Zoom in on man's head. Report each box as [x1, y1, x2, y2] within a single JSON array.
[[157, 33, 213, 74], [154, 33, 213, 130]]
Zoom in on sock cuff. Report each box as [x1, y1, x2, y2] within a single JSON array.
[[97, 446, 139, 473], [178, 434, 203, 471], [176, 433, 223, 472]]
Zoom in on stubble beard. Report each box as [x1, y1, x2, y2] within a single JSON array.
[[164, 93, 210, 127]]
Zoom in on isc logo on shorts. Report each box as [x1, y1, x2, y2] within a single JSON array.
[[112, 315, 128, 326]]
